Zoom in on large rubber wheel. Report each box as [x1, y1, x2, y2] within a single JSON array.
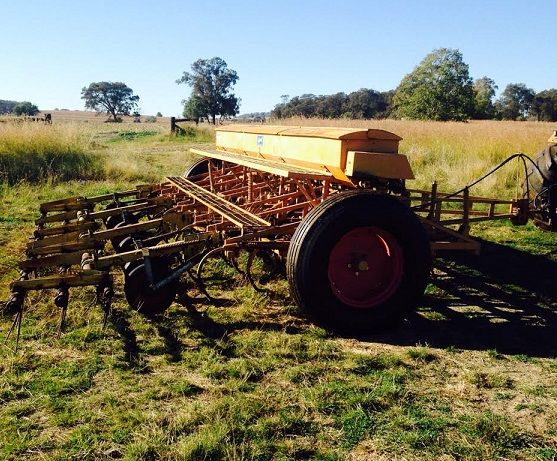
[[524, 144, 557, 230], [123, 259, 178, 318], [287, 191, 431, 333], [183, 157, 222, 178]]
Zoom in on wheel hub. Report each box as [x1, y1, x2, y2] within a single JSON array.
[[327, 226, 403, 308]]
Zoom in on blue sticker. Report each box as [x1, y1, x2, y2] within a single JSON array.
[[256, 135, 264, 146]]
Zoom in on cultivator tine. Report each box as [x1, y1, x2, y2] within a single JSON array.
[[54, 286, 69, 338], [4, 297, 24, 352], [11, 309, 24, 352], [4, 304, 19, 341], [99, 281, 114, 330], [3, 290, 25, 317], [245, 249, 266, 293], [229, 253, 245, 276]]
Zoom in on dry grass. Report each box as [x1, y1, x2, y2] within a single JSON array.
[[266, 118, 554, 197], [0, 121, 207, 184], [1, 119, 557, 460], [0, 122, 103, 183]]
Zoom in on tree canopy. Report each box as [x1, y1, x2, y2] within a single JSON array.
[[81, 82, 139, 122], [496, 83, 535, 120], [182, 95, 206, 124], [13, 101, 39, 116], [473, 77, 498, 119], [392, 48, 474, 121], [0, 100, 18, 114], [177, 57, 239, 124], [271, 89, 390, 119], [531, 89, 557, 122]]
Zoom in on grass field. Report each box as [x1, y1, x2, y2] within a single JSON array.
[[1, 119, 557, 460]]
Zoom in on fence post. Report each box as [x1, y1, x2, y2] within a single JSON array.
[[170, 117, 176, 134]]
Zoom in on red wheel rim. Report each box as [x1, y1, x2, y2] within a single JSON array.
[[327, 226, 403, 308]]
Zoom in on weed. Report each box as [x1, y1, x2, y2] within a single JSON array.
[[406, 346, 437, 363], [467, 371, 514, 389], [459, 411, 532, 450], [487, 349, 506, 360], [115, 130, 158, 141], [175, 125, 215, 142]]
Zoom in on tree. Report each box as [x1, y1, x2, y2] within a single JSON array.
[[378, 90, 396, 118], [156, 111, 163, 117], [531, 89, 557, 122], [496, 83, 535, 120], [13, 101, 39, 116], [392, 48, 474, 121], [182, 95, 206, 125], [345, 89, 387, 119], [0, 100, 18, 114], [271, 89, 390, 119], [81, 82, 139, 122], [316, 93, 348, 118], [473, 77, 497, 119], [176, 57, 239, 124]]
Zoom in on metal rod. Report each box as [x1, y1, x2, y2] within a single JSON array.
[[151, 250, 207, 291]]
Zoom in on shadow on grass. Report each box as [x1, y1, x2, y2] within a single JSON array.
[[155, 324, 183, 362], [371, 239, 557, 357], [110, 309, 144, 369], [147, 290, 305, 359], [111, 238, 557, 359]]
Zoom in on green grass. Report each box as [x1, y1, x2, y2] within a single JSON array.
[[0, 122, 213, 184], [1, 120, 557, 460], [0, 123, 103, 183], [113, 130, 159, 141]]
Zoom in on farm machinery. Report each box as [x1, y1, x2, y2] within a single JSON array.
[[2, 125, 556, 342]]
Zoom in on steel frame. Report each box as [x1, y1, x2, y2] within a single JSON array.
[[2, 156, 532, 345]]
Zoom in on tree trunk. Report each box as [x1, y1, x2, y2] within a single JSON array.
[[211, 113, 216, 125]]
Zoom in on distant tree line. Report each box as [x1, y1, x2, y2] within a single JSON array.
[[0, 99, 39, 116], [0, 100, 18, 114], [272, 48, 557, 122], [236, 112, 269, 122], [272, 89, 393, 120]]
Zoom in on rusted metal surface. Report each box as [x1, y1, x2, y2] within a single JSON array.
[[3, 125, 553, 344]]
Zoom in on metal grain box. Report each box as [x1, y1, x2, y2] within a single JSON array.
[[215, 125, 413, 180]]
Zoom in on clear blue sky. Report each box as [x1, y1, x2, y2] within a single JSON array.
[[2, 0, 555, 116]]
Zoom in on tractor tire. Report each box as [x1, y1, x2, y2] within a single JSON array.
[[524, 144, 557, 230], [287, 190, 431, 334], [183, 157, 222, 178]]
